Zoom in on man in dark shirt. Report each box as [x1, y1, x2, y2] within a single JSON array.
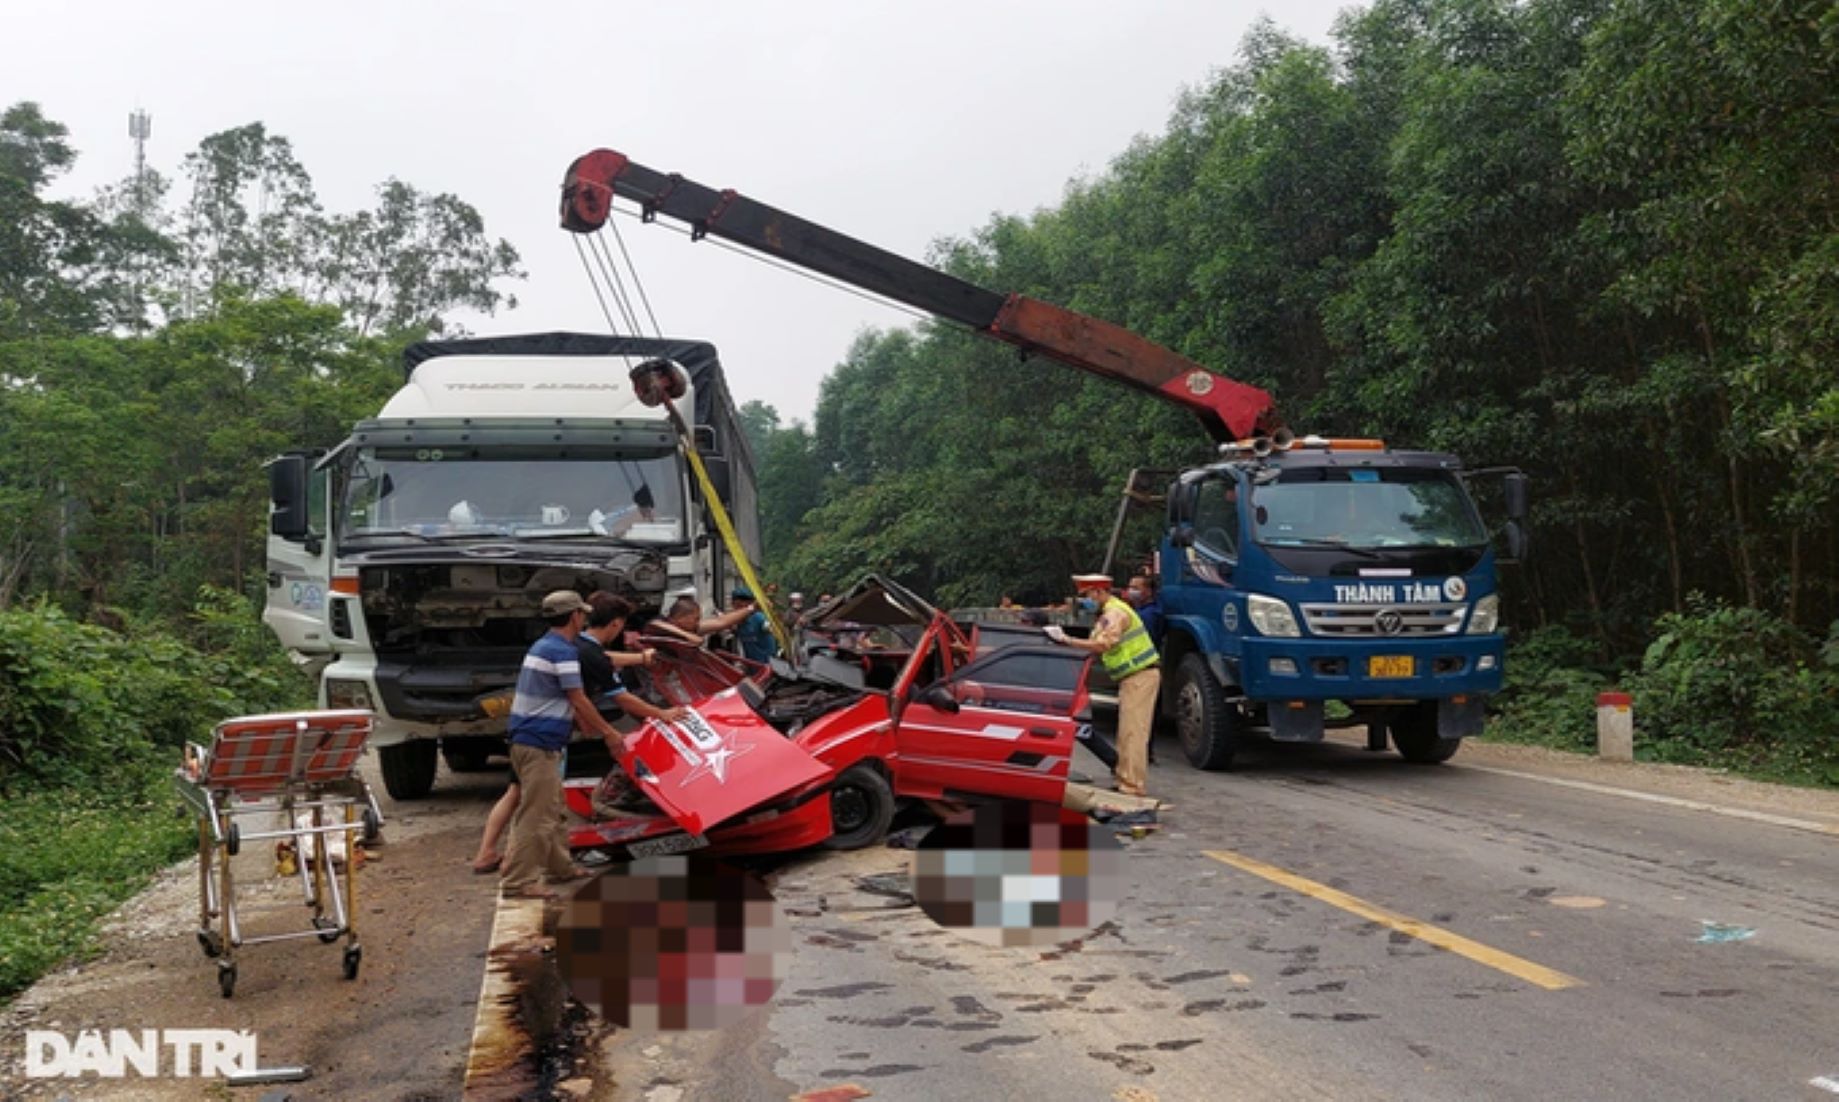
[[579, 591, 682, 723], [1126, 573, 1165, 649]]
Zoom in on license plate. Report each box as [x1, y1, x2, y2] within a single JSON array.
[[627, 832, 709, 859], [1368, 655, 1414, 678]]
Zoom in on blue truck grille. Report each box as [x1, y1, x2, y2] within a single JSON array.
[[1300, 603, 1466, 637]]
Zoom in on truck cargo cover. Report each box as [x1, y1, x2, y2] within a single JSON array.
[[401, 332, 754, 473]]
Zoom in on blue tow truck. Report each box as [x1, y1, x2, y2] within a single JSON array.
[[559, 145, 1527, 769], [1152, 436, 1526, 767]]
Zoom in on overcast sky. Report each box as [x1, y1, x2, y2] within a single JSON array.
[[12, 0, 1353, 424]]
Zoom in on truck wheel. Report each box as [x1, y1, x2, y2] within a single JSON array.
[[824, 764, 895, 850], [1173, 654, 1237, 771], [1390, 705, 1461, 764], [379, 740, 439, 800], [441, 741, 492, 773]]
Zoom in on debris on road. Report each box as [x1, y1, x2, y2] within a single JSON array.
[[884, 825, 933, 849], [1063, 781, 1166, 817], [853, 873, 914, 904], [1093, 808, 1159, 827], [791, 1085, 874, 1102], [226, 1065, 312, 1086], [1696, 921, 1757, 943]]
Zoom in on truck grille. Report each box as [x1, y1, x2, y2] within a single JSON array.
[[1300, 603, 1466, 637]]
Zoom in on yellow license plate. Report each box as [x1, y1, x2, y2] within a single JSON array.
[[1368, 655, 1415, 678]]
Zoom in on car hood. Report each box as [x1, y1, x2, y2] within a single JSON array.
[[622, 685, 833, 836], [805, 574, 939, 631]]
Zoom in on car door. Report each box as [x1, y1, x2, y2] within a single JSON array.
[[893, 644, 1092, 806]]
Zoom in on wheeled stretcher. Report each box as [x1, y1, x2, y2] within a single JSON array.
[[173, 709, 383, 998]]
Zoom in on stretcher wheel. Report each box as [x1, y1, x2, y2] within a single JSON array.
[[196, 929, 223, 958], [314, 916, 342, 943], [224, 823, 240, 857], [362, 807, 382, 843], [342, 945, 362, 980], [217, 960, 237, 999]]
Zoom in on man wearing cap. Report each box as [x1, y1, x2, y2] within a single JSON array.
[[499, 590, 622, 898], [1044, 574, 1161, 797]]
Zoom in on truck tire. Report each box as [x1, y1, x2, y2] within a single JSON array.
[[824, 764, 896, 851], [1390, 705, 1461, 764], [1173, 654, 1237, 771], [380, 740, 439, 800]]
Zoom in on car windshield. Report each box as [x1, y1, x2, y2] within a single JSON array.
[[1251, 468, 1486, 550], [339, 448, 686, 544]]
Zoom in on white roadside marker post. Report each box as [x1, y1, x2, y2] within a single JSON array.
[[1596, 691, 1634, 762]]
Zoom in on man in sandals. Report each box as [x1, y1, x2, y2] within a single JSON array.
[[500, 590, 630, 899]]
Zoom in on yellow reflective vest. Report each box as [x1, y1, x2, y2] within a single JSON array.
[[1099, 596, 1159, 680]]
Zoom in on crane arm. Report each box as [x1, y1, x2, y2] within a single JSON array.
[[561, 148, 1278, 441]]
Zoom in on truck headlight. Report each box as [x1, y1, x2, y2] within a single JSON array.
[[1246, 594, 1301, 638], [326, 678, 374, 710], [1467, 594, 1500, 635]]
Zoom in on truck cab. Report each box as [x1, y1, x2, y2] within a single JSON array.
[[263, 333, 761, 800], [1157, 437, 1526, 768]]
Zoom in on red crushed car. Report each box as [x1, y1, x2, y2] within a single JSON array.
[[566, 576, 1094, 859]]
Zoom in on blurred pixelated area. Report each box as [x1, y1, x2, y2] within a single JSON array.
[[555, 854, 793, 1030], [910, 802, 1125, 947]]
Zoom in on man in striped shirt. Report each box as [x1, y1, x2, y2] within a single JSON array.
[[500, 590, 622, 898]]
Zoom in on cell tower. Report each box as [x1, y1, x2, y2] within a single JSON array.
[[128, 109, 152, 213]]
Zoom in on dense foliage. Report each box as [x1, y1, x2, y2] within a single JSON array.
[[748, 0, 1839, 641], [0, 104, 519, 997], [0, 590, 311, 997]]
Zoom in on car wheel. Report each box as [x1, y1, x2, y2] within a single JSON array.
[[824, 764, 895, 850], [1173, 654, 1237, 771], [1390, 704, 1461, 764], [380, 741, 439, 800]]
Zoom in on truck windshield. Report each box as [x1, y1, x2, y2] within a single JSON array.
[[1252, 468, 1486, 550], [339, 449, 686, 544]]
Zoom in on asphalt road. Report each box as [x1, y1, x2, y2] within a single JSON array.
[[593, 734, 1839, 1102]]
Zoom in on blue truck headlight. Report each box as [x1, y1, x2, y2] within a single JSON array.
[[1247, 594, 1301, 638], [1467, 594, 1500, 634]]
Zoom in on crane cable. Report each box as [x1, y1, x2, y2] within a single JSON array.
[[571, 211, 792, 657], [606, 200, 940, 327]]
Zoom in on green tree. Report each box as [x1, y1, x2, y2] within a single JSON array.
[[308, 179, 523, 336]]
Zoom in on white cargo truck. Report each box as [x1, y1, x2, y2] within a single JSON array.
[[262, 333, 762, 799]]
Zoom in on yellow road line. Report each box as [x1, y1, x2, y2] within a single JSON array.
[[1202, 848, 1583, 991]]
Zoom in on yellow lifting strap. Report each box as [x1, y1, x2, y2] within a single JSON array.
[[664, 403, 793, 657]]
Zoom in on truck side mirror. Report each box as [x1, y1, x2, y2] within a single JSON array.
[[703, 454, 733, 502], [268, 455, 310, 540], [1167, 480, 1198, 526], [1504, 472, 1529, 521], [1503, 519, 1530, 563]]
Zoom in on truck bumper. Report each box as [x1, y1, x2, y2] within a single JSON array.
[[322, 656, 509, 747], [1240, 634, 1504, 706]]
